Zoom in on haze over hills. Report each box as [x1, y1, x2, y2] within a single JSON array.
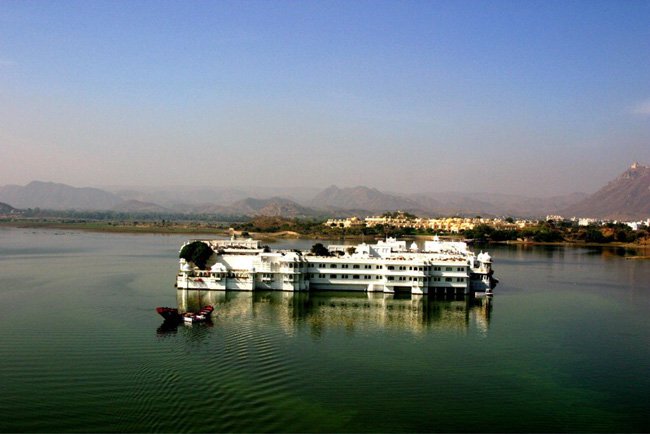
[[0, 181, 123, 210], [111, 200, 172, 214], [311, 186, 423, 212], [1, 165, 648, 219], [410, 191, 589, 217], [561, 162, 650, 220], [192, 197, 320, 218], [110, 185, 320, 208]]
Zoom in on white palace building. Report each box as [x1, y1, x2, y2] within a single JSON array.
[[176, 237, 496, 296]]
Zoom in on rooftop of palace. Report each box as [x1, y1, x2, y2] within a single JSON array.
[[184, 236, 489, 264]]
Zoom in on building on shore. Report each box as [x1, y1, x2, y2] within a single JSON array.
[[324, 212, 527, 233]]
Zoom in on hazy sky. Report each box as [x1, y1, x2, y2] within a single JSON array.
[[1, 0, 649, 196]]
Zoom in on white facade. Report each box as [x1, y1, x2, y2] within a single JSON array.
[[176, 237, 496, 296]]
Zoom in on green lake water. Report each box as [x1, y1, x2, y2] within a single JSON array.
[[0, 227, 649, 432]]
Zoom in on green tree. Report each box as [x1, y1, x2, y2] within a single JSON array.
[[466, 224, 493, 240], [584, 228, 608, 243], [533, 228, 564, 242], [490, 229, 518, 241], [615, 229, 630, 243], [179, 241, 213, 269], [310, 243, 330, 256]]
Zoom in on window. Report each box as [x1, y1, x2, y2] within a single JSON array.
[[353, 275, 360, 279], [446, 267, 452, 271], [331, 264, 337, 268], [353, 264, 360, 269], [342, 264, 349, 269], [331, 274, 337, 279], [445, 277, 452, 282]]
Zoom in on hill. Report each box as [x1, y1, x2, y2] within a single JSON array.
[[561, 162, 650, 220], [311, 185, 422, 212], [0, 181, 123, 210], [195, 197, 319, 218], [0, 202, 18, 214], [111, 200, 171, 213], [412, 191, 588, 217]]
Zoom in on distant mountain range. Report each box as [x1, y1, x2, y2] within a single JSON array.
[[311, 185, 422, 211], [1, 164, 648, 219], [0, 181, 123, 210]]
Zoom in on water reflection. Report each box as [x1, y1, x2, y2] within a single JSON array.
[[156, 318, 215, 336], [174, 290, 493, 336], [504, 242, 650, 260]]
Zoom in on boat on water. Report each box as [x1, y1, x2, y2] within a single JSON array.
[[176, 236, 497, 296], [156, 306, 181, 321], [155, 305, 214, 324], [182, 305, 214, 323]]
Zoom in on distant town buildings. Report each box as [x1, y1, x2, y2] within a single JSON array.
[[324, 212, 649, 233], [325, 212, 531, 233], [324, 216, 364, 228], [577, 218, 598, 226]]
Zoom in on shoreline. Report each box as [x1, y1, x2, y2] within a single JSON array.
[[1, 220, 649, 252], [492, 239, 650, 250], [0, 220, 229, 235]]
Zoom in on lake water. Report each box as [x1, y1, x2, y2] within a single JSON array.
[[1, 227, 649, 432]]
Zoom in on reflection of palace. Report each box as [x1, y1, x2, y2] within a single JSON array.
[[177, 290, 492, 336]]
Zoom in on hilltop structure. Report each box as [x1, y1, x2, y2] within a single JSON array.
[[562, 162, 650, 220]]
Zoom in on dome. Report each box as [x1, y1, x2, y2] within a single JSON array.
[[410, 242, 419, 252]]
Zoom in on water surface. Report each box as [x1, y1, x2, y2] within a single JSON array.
[[0, 228, 649, 432]]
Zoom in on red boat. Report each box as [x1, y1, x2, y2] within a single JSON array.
[[183, 305, 214, 323], [156, 305, 214, 323], [156, 306, 181, 322]]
